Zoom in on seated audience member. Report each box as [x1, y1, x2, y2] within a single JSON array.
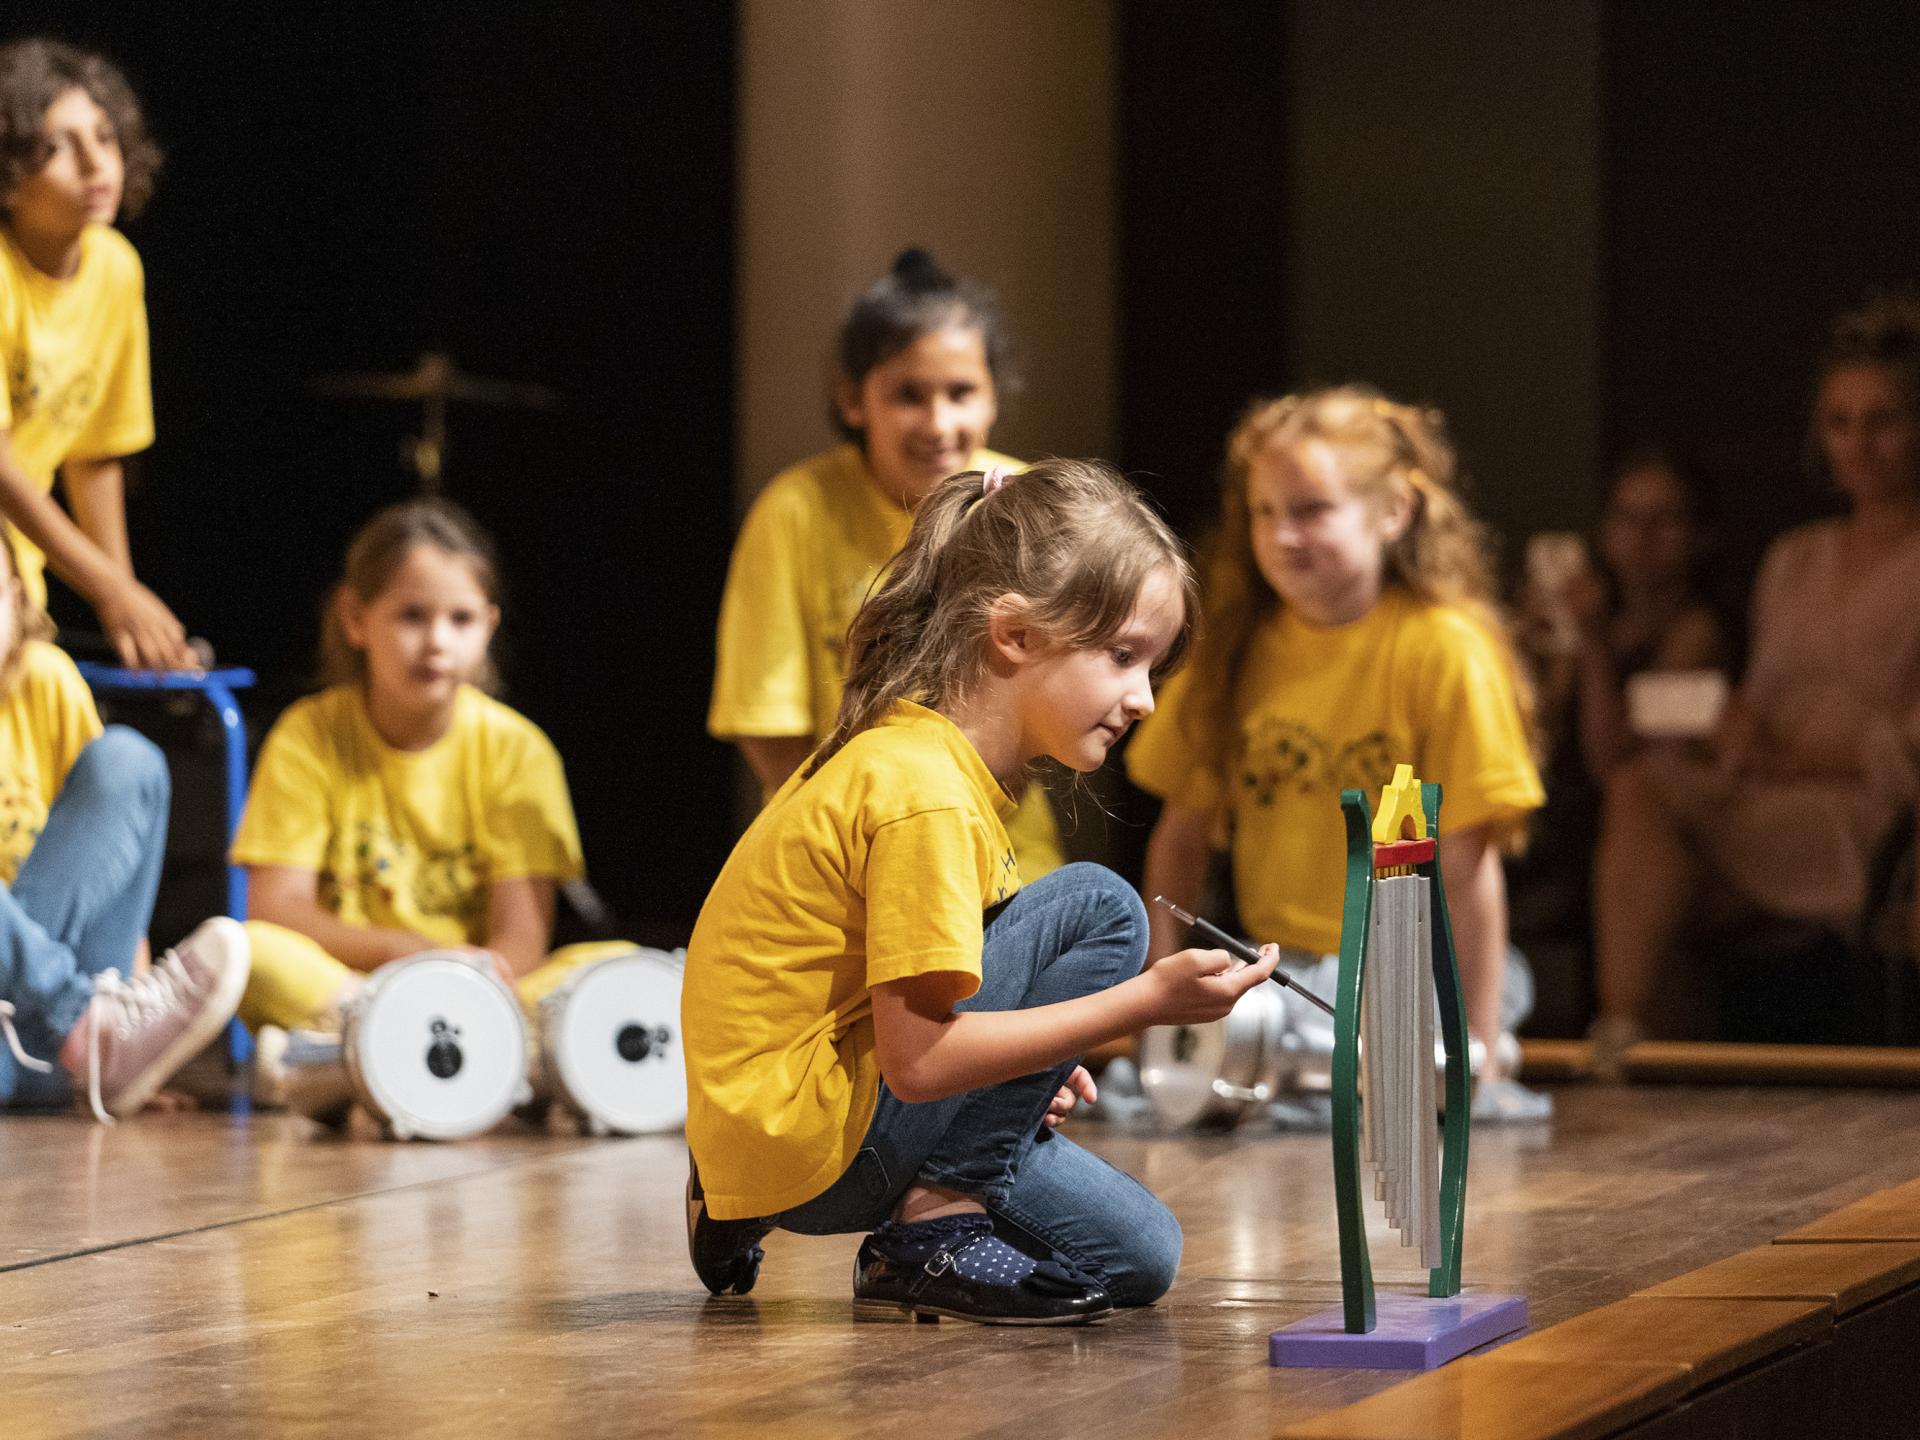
[[1509, 446, 1729, 1030], [1589, 294, 1920, 1072]]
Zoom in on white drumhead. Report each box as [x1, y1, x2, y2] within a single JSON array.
[[352, 956, 528, 1141], [546, 951, 686, 1135], [1139, 1017, 1229, 1129]]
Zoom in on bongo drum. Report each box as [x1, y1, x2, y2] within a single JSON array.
[[533, 948, 686, 1136], [287, 952, 530, 1141], [1139, 980, 1291, 1129]]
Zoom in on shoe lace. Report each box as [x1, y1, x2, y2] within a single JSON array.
[[0, 999, 54, 1076], [84, 956, 196, 1126]]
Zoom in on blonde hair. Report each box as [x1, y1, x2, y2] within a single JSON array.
[[0, 533, 53, 697], [807, 457, 1195, 777], [1182, 383, 1536, 770], [319, 499, 503, 693]]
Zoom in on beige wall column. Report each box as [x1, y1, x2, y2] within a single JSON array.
[[736, 0, 1116, 505]]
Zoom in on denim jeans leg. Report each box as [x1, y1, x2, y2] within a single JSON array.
[[1, 728, 170, 1104], [990, 1132, 1184, 1305], [777, 863, 1149, 1236]]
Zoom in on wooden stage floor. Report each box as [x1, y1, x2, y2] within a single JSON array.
[[5, 1083, 1920, 1439]]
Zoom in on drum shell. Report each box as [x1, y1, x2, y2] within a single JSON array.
[[535, 948, 687, 1136], [341, 952, 530, 1141], [1140, 981, 1290, 1129]]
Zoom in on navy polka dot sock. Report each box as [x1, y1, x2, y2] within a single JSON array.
[[867, 1213, 1095, 1291]]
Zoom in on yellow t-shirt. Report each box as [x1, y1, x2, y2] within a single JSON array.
[[0, 225, 155, 607], [1128, 589, 1543, 955], [230, 684, 584, 945], [0, 640, 102, 884], [683, 700, 1021, 1219], [707, 442, 1062, 881]]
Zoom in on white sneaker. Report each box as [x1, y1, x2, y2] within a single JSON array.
[[1471, 1075, 1555, 1124], [250, 1024, 290, 1109], [71, 917, 251, 1122]]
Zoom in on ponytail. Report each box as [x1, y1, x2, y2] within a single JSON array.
[[806, 458, 1194, 776]]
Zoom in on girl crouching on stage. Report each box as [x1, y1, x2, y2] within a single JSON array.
[[683, 458, 1280, 1326]]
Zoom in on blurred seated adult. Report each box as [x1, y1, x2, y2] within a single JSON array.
[[1589, 293, 1920, 1074], [1509, 447, 1730, 1033]]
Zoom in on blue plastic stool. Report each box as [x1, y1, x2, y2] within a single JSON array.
[[74, 663, 258, 1064]]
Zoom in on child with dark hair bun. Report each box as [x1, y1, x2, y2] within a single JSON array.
[[0, 37, 193, 670], [709, 247, 1064, 880]]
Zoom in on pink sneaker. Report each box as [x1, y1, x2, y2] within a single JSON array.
[[68, 916, 252, 1122]]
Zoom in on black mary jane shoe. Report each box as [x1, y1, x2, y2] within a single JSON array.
[[686, 1155, 774, 1296], [852, 1214, 1113, 1326]]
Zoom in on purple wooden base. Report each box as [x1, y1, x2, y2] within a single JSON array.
[[1269, 1292, 1528, 1371]]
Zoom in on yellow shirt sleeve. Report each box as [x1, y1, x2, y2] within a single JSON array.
[[0, 264, 17, 431], [709, 484, 815, 738], [230, 707, 335, 871], [1410, 614, 1543, 841], [480, 721, 585, 881], [1125, 667, 1225, 815], [66, 245, 153, 461], [863, 807, 989, 995]]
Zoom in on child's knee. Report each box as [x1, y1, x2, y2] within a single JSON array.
[[1054, 861, 1149, 965], [66, 727, 170, 812], [1104, 1197, 1183, 1305]]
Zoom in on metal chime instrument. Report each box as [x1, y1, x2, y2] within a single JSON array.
[[1329, 765, 1471, 1333]]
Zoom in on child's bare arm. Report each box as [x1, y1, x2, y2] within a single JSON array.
[[62, 457, 132, 569], [737, 735, 814, 796], [870, 943, 1278, 1104], [0, 434, 192, 669], [246, 863, 434, 972], [1436, 824, 1507, 1062], [483, 875, 557, 980], [1142, 802, 1213, 959]]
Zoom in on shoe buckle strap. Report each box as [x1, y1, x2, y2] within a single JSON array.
[[908, 1249, 955, 1298], [0, 1001, 53, 1075]]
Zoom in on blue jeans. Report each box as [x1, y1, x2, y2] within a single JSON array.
[[777, 863, 1183, 1305], [0, 727, 170, 1104]]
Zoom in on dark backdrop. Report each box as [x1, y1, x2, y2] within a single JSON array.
[[10, 4, 738, 937]]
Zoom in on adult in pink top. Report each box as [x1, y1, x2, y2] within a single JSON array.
[[1591, 293, 1920, 1067]]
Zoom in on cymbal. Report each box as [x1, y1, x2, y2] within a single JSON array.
[[311, 351, 560, 410]]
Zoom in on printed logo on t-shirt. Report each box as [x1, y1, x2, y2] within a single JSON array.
[[994, 847, 1017, 904], [320, 820, 485, 933], [8, 354, 97, 439], [1238, 716, 1395, 807]]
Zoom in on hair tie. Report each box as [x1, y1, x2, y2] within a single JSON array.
[[981, 465, 1012, 497]]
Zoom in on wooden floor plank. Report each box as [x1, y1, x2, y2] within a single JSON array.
[[1776, 1175, 1920, 1243], [1491, 1296, 1830, 1387], [1, 1085, 1918, 1436], [1636, 1241, 1920, 1316], [0, 1110, 594, 1270], [1279, 1358, 1693, 1440]]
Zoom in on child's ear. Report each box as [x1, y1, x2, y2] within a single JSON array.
[[834, 376, 866, 435], [335, 586, 368, 650], [1376, 488, 1417, 546], [984, 592, 1038, 668]]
